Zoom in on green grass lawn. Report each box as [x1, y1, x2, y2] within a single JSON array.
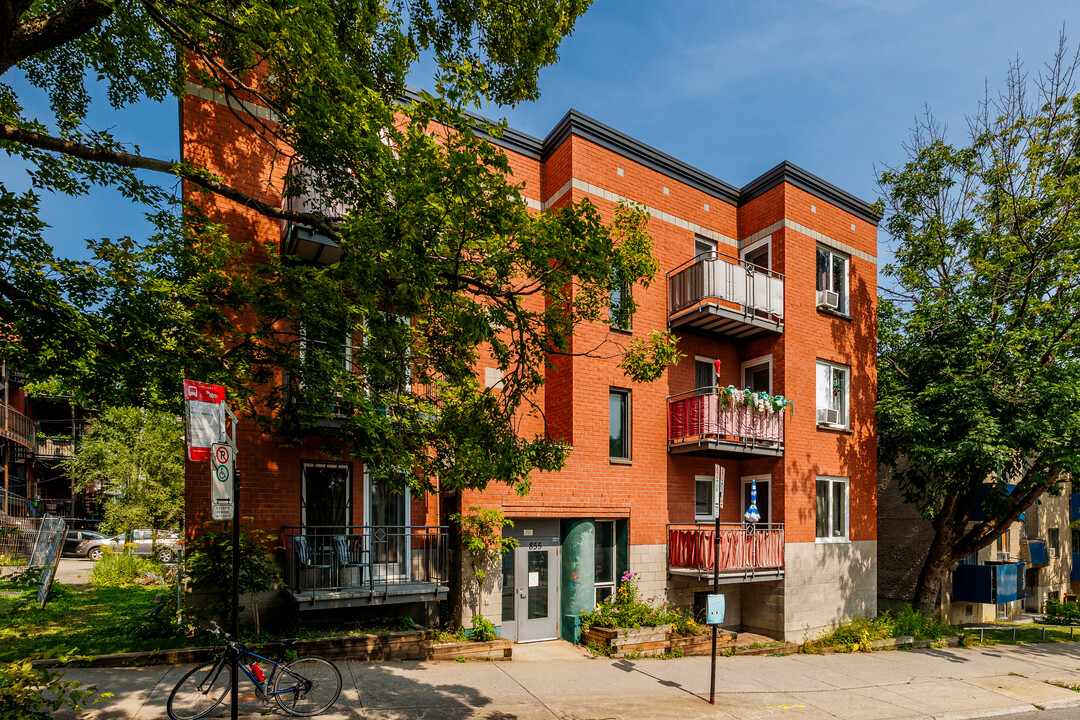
[[970, 625, 1080, 646], [0, 582, 185, 662]]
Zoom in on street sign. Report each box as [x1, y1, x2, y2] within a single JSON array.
[[184, 380, 226, 461], [706, 594, 726, 625], [211, 441, 235, 518], [714, 464, 724, 515]]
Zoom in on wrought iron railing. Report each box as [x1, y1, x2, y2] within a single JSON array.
[[667, 389, 784, 450], [667, 251, 785, 319], [282, 524, 447, 598], [1, 403, 34, 451], [667, 523, 785, 572]]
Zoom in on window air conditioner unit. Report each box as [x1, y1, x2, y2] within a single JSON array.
[[1049, 547, 1058, 559], [997, 552, 1011, 562], [817, 408, 840, 426], [816, 290, 840, 310]]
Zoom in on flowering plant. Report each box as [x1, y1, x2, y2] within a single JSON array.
[[579, 572, 699, 636], [718, 386, 793, 415]]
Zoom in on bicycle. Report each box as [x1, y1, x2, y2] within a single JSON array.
[[166, 621, 342, 719]]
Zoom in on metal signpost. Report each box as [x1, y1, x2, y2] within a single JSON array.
[[709, 464, 725, 704], [183, 380, 239, 720]]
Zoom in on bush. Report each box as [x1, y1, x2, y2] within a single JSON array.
[[579, 572, 699, 637], [0, 658, 111, 719], [185, 521, 280, 634], [803, 605, 955, 652], [89, 551, 162, 587], [1043, 599, 1080, 625], [467, 615, 498, 642]]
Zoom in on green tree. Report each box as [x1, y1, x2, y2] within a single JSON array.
[[877, 38, 1080, 612], [1, 0, 680, 500], [451, 507, 517, 637], [62, 406, 184, 540]]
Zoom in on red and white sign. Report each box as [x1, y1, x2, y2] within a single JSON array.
[[210, 441, 235, 518], [184, 379, 226, 461]]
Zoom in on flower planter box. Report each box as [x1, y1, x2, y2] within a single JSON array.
[[582, 625, 736, 658], [431, 637, 512, 661]]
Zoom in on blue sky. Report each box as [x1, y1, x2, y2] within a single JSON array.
[[5, 0, 1078, 266]]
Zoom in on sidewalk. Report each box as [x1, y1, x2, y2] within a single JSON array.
[[55, 640, 1080, 719]]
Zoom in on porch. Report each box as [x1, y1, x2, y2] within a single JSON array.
[[667, 251, 784, 340], [283, 524, 448, 611], [667, 523, 785, 583]]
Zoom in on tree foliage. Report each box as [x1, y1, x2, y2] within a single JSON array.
[[451, 507, 517, 634], [62, 406, 184, 536], [1, 0, 682, 496], [877, 36, 1080, 610]]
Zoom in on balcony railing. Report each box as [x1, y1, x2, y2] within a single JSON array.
[[667, 523, 785, 580], [282, 524, 448, 609], [952, 561, 1026, 605], [1, 404, 34, 452], [280, 163, 346, 265], [667, 252, 784, 339], [667, 389, 784, 457]]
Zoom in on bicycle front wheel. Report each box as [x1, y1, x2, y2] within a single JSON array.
[[167, 660, 232, 720], [272, 656, 342, 716]]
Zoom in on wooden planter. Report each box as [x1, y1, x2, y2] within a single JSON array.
[[581, 624, 735, 658], [431, 636, 512, 661]]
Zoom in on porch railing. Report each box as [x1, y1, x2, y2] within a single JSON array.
[[282, 524, 447, 596], [667, 523, 785, 572], [667, 389, 784, 449], [1, 403, 34, 451], [668, 252, 784, 320]]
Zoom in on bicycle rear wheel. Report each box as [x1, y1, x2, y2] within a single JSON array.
[[272, 656, 342, 716], [167, 659, 232, 720]]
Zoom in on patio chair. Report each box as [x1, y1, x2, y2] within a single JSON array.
[[333, 535, 369, 586], [293, 535, 334, 588]]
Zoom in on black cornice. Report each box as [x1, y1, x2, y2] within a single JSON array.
[[740, 161, 882, 225], [542, 110, 741, 205], [399, 89, 880, 226]]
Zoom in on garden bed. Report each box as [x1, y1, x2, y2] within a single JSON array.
[[431, 636, 512, 661], [582, 624, 735, 658]]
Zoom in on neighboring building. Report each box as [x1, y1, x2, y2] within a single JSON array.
[[879, 466, 1076, 623], [182, 88, 880, 641]]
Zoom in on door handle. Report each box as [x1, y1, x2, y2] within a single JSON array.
[[517, 588, 526, 598]]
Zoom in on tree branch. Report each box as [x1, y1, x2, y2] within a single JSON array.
[[0, 123, 341, 242], [2, 0, 113, 75]]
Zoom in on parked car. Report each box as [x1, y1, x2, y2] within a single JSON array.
[[79, 528, 182, 563], [64, 529, 106, 557]]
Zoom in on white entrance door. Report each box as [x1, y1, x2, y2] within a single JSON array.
[[364, 472, 410, 579], [514, 543, 559, 642]]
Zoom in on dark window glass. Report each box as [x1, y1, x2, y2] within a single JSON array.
[[501, 551, 515, 622], [302, 464, 350, 531], [815, 480, 828, 537], [695, 480, 712, 518], [696, 360, 715, 394], [595, 521, 614, 584], [743, 480, 770, 524], [609, 390, 629, 459], [743, 362, 770, 393]]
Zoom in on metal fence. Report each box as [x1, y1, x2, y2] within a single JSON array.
[[1, 515, 66, 607], [282, 524, 447, 598]]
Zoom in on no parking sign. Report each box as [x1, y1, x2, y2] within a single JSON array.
[[211, 441, 235, 520]]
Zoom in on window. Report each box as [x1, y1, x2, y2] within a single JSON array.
[[301, 463, 352, 531], [815, 476, 848, 541], [816, 246, 849, 314], [695, 235, 716, 259], [609, 269, 631, 331], [742, 476, 770, 524], [695, 476, 715, 521], [594, 521, 616, 606], [742, 356, 772, 394], [609, 389, 631, 461], [816, 360, 849, 428], [741, 238, 770, 271], [1049, 528, 1060, 558], [1072, 527, 1079, 553], [695, 356, 717, 395]]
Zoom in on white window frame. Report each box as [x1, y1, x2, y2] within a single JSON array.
[[741, 475, 771, 525], [694, 235, 717, 260], [695, 475, 716, 522], [816, 359, 850, 429], [816, 245, 850, 314], [740, 237, 771, 271], [695, 355, 718, 394], [741, 354, 773, 394], [815, 476, 849, 543]]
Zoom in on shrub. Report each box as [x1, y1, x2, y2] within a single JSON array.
[[89, 551, 162, 587], [803, 605, 955, 652], [468, 615, 498, 643], [579, 572, 699, 637], [1043, 599, 1080, 625], [0, 659, 111, 719]]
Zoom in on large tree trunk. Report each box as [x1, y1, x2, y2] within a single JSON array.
[[912, 525, 957, 614], [443, 490, 464, 628]]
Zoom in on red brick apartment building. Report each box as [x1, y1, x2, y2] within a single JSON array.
[[182, 86, 879, 642]]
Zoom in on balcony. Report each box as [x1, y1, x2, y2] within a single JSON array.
[[35, 422, 90, 460], [283, 524, 448, 611], [667, 523, 785, 583], [952, 562, 1026, 604], [1, 404, 34, 453], [1024, 539, 1049, 567], [667, 252, 784, 340], [280, 165, 345, 265], [667, 389, 784, 457]]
